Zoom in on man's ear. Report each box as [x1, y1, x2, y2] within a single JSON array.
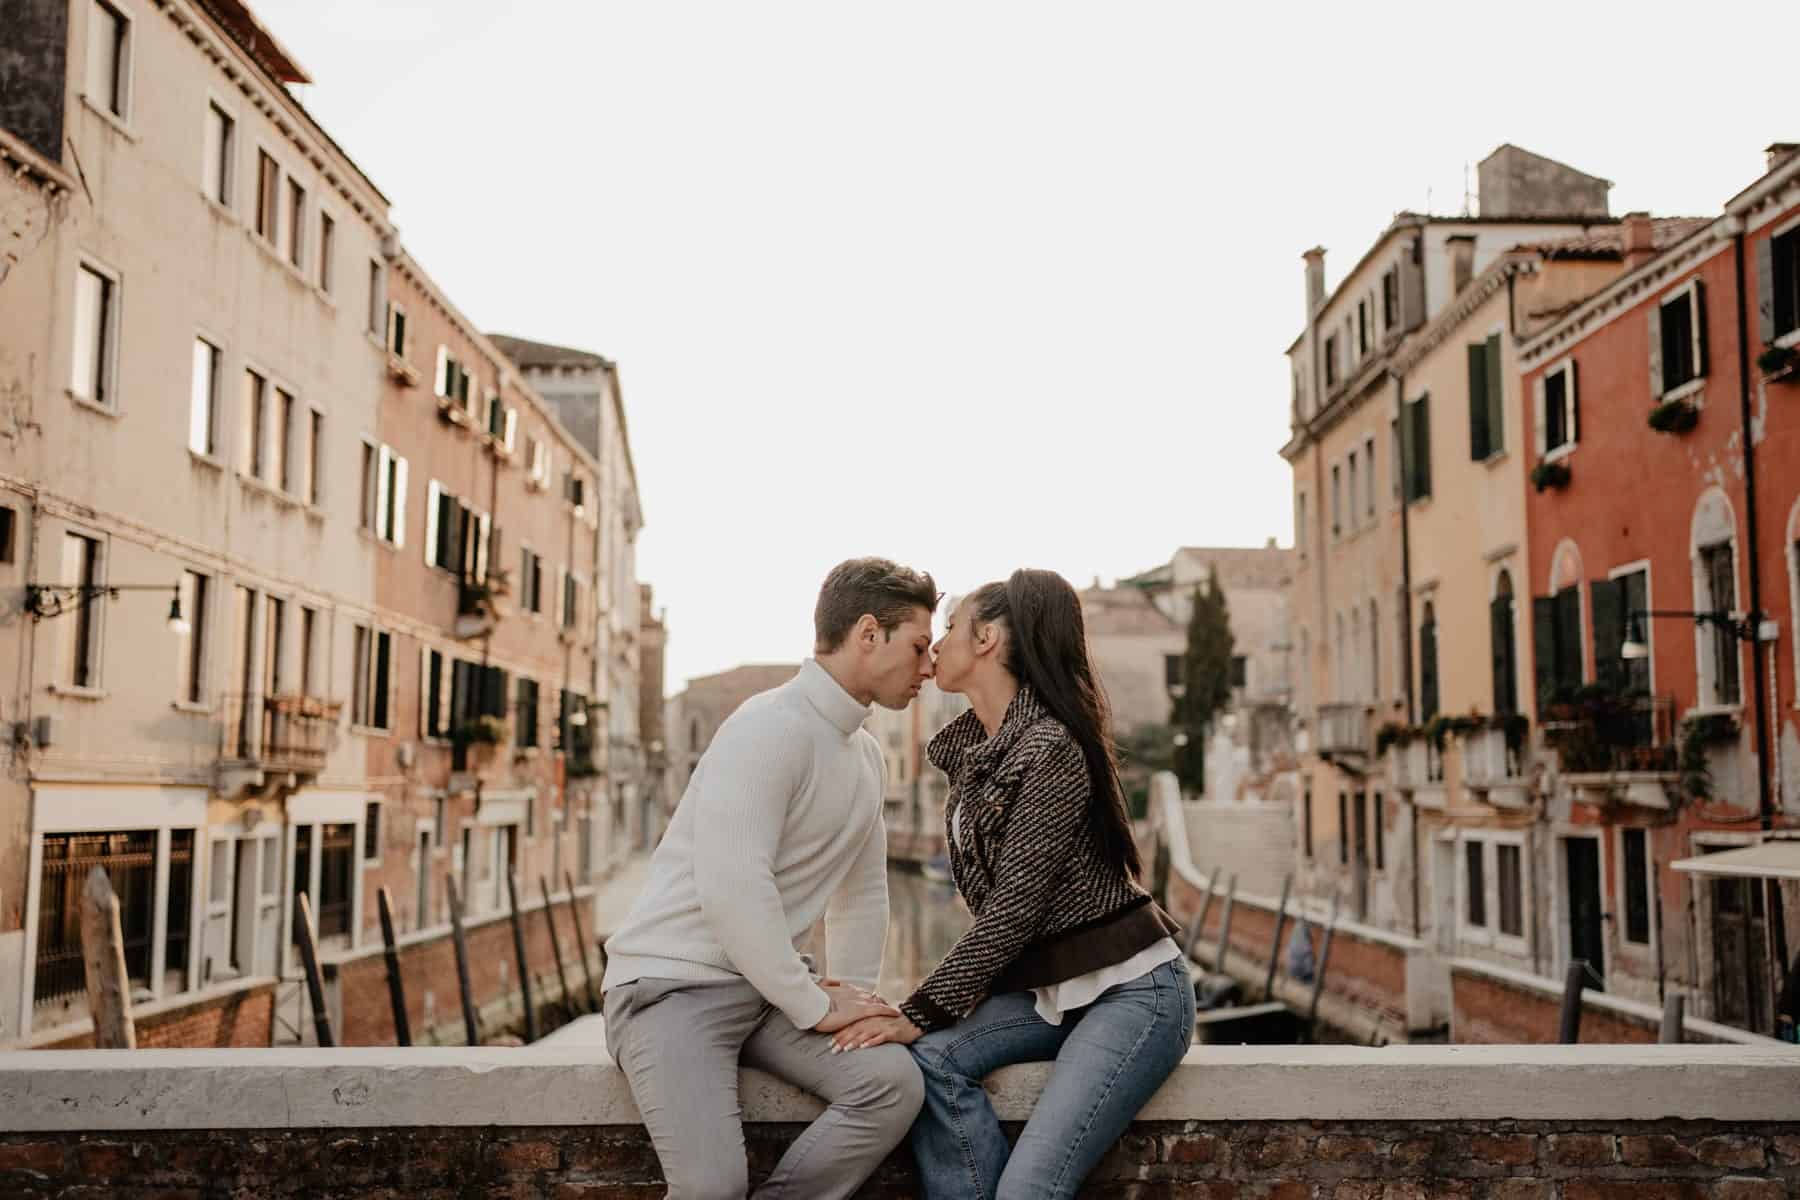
[[853, 613, 882, 650]]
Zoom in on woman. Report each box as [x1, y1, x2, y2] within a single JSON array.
[[831, 568, 1194, 1199]]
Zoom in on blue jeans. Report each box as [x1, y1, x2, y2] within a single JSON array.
[[906, 958, 1195, 1199]]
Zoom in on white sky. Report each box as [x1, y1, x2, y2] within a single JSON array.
[[253, 0, 1797, 692]]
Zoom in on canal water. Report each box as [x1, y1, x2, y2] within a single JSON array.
[[875, 865, 970, 1001]]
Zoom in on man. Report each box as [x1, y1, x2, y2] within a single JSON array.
[[603, 557, 939, 1199]]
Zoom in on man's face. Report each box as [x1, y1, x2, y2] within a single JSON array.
[[865, 607, 936, 710]]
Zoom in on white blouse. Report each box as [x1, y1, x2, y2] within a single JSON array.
[[951, 803, 1185, 1026]]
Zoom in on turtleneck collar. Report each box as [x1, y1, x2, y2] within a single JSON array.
[[798, 658, 872, 737]]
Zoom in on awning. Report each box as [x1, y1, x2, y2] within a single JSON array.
[[1671, 841, 1800, 882]]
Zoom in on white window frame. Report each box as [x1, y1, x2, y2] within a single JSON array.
[[366, 259, 386, 339], [284, 175, 307, 269], [70, 256, 123, 413], [1689, 487, 1742, 713], [316, 208, 337, 297], [1657, 279, 1706, 402], [1458, 831, 1530, 956], [189, 333, 223, 459], [386, 301, 407, 358], [82, 0, 134, 126], [55, 525, 108, 693], [174, 567, 211, 708], [253, 147, 281, 246], [1548, 539, 1590, 692], [201, 94, 237, 212], [350, 623, 394, 732], [1608, 558, 1655, 694], [1536, 357, 1578, 462], [1550, 825, 1609, 988]]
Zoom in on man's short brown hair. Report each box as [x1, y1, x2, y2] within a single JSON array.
[[814, 558, 940, 654]]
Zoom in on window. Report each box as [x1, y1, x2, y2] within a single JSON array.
[[71, 263, 117, 408], [565, 471, 587, 514], [1465, 839, 1487, 929], [1654, 283, 1705, 395], [241, 369, 267, 479], [61, 532, 102, 688], [434, 797, 447, 848], [1532, 585, 1585, 704], [1592, 569, 1648, 696], [1496, 843, 1523, 938], [520, 547, 544, 614], [1229, 655, 1247, 689], [1372, 794, 1385, 871], [1418, 601, 1439, 721], [360, 442, 407, 547], [0, 505, 14, 563], [1468, 333, 1504, 460], [34, 831, 163, 1012], [203, 101, 233, 205], [1296, 491, 1307, 558], [387, 302, 408, 357], [1337, 792, 1348, 866], [316, 823, 355, 940], [1699, 541, 1740, 705], [1401, 394, 1432, 501], [298, 606, 317, 697], [1330, 463, 1342, 538], [1164, 654, 1182, 690], [263, 595, 286, 695], [526, 438, 551, 489], [364, 802, 382, 864], [1539, 361, 1578, 457], [1765, 225, 1800, 342], [422, 647, 449, 740], [562, 568, 581, 630], [1357, 297, 1370, 355], [435, 347, 474, 408], [1302, 785, 1313, 859], [515, 677, 540, 749], [1621, 828, 1651, 946], [274, 387, 296, 493], [1390, 419, 1402, 501], [1363, 436, 1376, 518], [177, 569, 208, 704], [1324, 333, 1339, 388], [1345, 452, 1359, 533], [189, 338, 220, 457], [1491, 571, 1519, 714], [317, 213, 336, 294], [255, 151, 278, 242], [351, 625, 392, 730], [367, 261, 384, 336], [303, 410, 322, 505], [285, 179, 306, 267], [425, 483, 489, 578], [1381, 269, 1399, 330], [85, 0, 130, 119]]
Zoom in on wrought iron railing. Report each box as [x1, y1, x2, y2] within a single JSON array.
[[33, 831, 156, 1009], [1316, 702, 1369, 755], [1545, 693, 1678, 774], [221, 693, 342, 773]]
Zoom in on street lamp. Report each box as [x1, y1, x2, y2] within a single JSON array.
[[1619, 608, 1766, 661], [25, 581, 187, 632]]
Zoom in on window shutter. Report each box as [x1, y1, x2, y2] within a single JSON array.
[[1399, 400, 1416, 501], [1484, 335, 1504, 456], [1590, 578, 1623, 694], [1531, 597, 1556, 707], [475, 512, 491, 581], [392, 456, 408, 549], [1414, 396, 1432, 498], [1400, 240, 1425, 330], [419, 643, 432, 738], [435, 346, 449, 397], [1647, 302, 1664, 398], [1490, 593, 1517, 714], [1691, 281, 1708, 379], [1757, 237, 1776, 345], [1467, 342, 1490, 461], [1568, 362, 1580, 443], [375, 445, 392, 533], [1419, 617, 1439, 721], [1533, 376, 1547, 458], [482, 665, 506, 718], [1554, 587, 1583, 692], [424, 481, 441, 566], [503, 407, 518, 453]]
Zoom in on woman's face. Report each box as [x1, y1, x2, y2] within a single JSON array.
[[931, 596, 989, 695]]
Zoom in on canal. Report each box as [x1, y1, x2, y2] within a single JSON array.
[[875, 864, 970, 1001]]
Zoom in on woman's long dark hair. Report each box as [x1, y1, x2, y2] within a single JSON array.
[[972, 569, 1142, 879]]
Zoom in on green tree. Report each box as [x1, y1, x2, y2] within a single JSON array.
[[1173, 569, 1234, 794]]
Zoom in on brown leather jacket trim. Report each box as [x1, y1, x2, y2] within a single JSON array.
[[990, 896, 1183, 994]]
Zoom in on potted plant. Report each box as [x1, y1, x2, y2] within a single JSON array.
[[1531, 458, 1572, 492], [1647, 398, 1700, 434], [1757, 343, 1799, 382]]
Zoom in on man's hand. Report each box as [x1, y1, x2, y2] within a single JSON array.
[[830, 1013, 924, 1053], [811, 981, 900, 1034]]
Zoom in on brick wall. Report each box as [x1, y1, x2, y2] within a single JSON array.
[[40, 984, 274, 1051], [5, 1119, 1798, 1197]]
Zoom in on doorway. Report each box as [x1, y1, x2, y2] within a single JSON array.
[[1563, 838, 1605, 990]]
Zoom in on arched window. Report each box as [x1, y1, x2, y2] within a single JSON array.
[[1491, 571, 1517, 714], [1691, 488, 1740, 707], [1419, 601, 1439, 721]]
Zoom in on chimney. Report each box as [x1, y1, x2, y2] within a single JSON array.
[[1303, 247, 1326, 318], [1622, 211, 1656, 270], [1767, 143, 1800, 173], [1447, 234, 1476, 295]]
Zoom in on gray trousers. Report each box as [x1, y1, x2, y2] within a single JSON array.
[[604, 977, 924, 1200]]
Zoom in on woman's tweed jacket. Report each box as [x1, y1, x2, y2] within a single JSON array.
[[897, 686, 1177, 1033]]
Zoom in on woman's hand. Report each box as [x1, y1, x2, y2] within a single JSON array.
[[831, 1013, 924, 1053]]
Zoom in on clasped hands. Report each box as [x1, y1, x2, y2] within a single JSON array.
[[811, 979, 924, 1052]]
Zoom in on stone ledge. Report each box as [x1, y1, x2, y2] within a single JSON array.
[[3, 1043, 1797, 1132]]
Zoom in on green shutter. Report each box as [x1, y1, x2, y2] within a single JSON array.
[[1414, 395, 1432, 498], [1485, 335, 1504, 455], [1400, 398, 1417, 502], [1533, 597, 1557, 707], [1491, 593, 1517, 714], [1419, 615, 1439, 720], [1555, 588, 1583, 693], [1468, 343, 1490, 461], [1757, 237, 1776, 345]]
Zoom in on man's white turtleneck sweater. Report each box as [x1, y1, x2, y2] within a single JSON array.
[[602, 659, 889, 1031]]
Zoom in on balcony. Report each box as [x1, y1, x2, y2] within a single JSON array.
[[1315, 702, 1369, 757], [454, 571, 511, 641], [1545, 693, 1678, 809], [220, 693, 343, 786], [1384, 736, 1426, 791], [1459, 718, 1531, 810]]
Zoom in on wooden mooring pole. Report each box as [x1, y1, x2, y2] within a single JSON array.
[[564, 869, 599, 1013], [445, 874, 480, 1047], [1559, 960, 1588, 1044], [293, 892, 335, 1048], [1660, 992, 1686, 1044], [1214, 874, 1239, 972], [1262, 875, 1293, 1001], [377, 887, 411, 1046], [1307, 897, 1341, 1035], [506, 868, 538, 1043], [540, 876, 575, 1020], [79, 867, 136, 1050], [1183, 868, 1217, 961]]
